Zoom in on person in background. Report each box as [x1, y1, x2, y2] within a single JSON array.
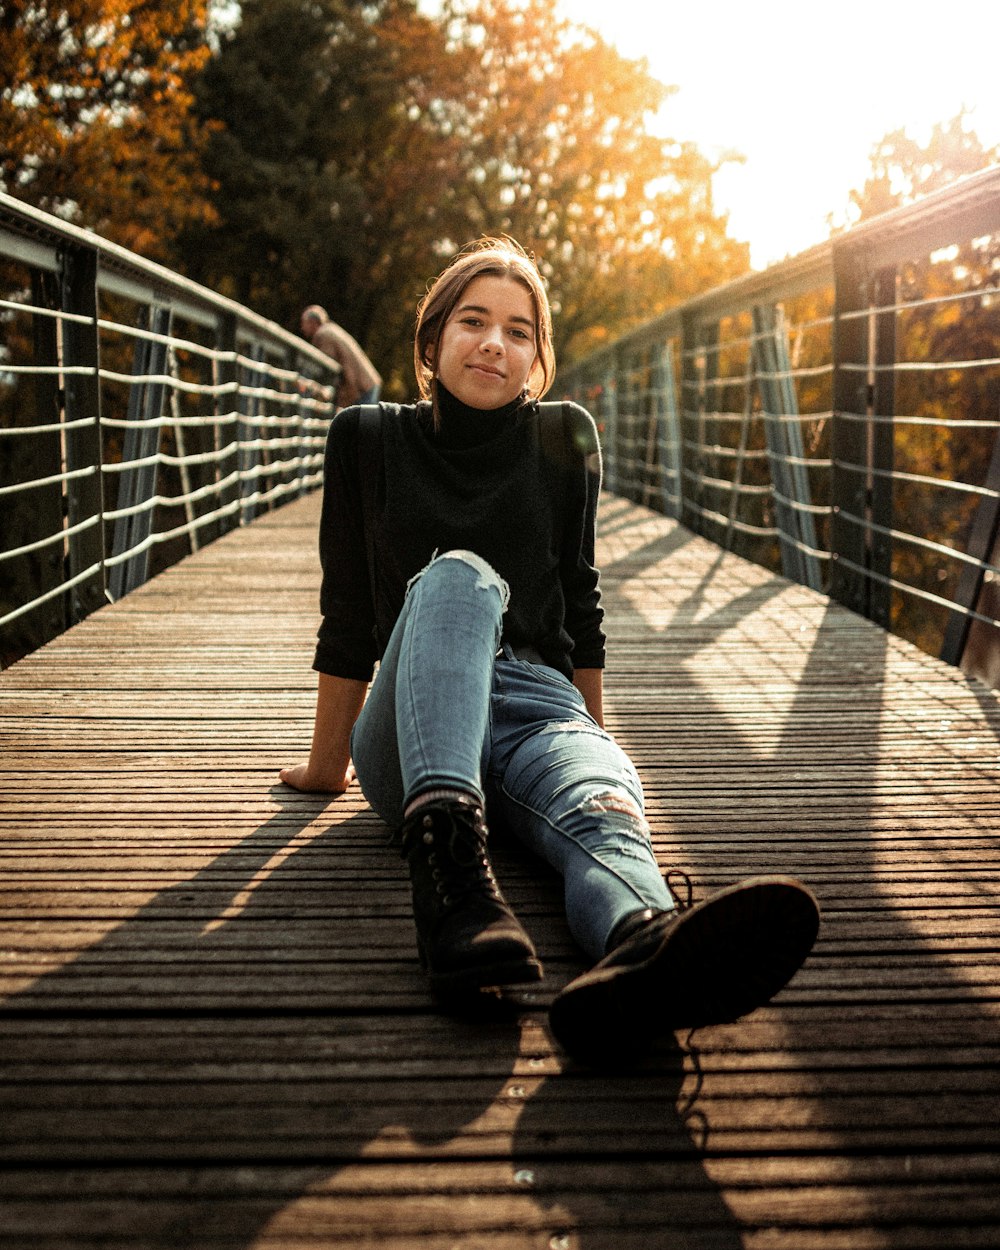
[[283, 239, 819, 1067], [300, 305, 382, 408]]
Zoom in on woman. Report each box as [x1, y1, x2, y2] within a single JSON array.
[[281, 237, 819, 1066]]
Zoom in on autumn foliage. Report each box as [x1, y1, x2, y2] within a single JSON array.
[[2, 4, 997, 680], [1, 0, 749, 370], [0, 0, 218, 260], [180, 0, 749, 388], [844, 115, 1000, 671]]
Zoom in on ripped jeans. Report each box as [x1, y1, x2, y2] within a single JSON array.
[[350, 550, 676, 960]]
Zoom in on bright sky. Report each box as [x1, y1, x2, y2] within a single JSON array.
[[559, 0, 1000, 268]]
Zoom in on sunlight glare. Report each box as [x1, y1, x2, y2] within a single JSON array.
[[558, 0, 1000, 267]]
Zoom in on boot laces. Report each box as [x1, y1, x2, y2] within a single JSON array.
[[403, 806, 502, 908], [665, 868, 693, 910]]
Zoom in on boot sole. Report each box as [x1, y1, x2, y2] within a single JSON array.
[[428, 955, 544, 997], [549, 876, 820, 1065]]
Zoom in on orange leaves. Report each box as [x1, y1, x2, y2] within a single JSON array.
[[2, 0, 215, 261]]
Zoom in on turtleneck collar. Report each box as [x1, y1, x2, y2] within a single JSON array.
[[430, 381, 530, 450]]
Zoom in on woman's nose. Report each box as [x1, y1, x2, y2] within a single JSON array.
[[480, 325, 504, 353]]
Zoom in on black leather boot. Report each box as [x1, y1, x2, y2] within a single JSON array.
[[549, 875, 820, 1066], [399, 797, 542, 996]]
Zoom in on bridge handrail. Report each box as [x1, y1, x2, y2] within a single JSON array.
[[0, 192, 341, 665], [559, 165, 1000, 687]]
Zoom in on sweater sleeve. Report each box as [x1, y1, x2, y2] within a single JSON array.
[[560, 403, 606, 670], [312, 407, 379, 680]]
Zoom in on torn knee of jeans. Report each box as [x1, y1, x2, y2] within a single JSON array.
[[561, 789, 654, 858], [578, 790, 644, 822], [436, 550, 510, 609], [407, 549, 510, 611]]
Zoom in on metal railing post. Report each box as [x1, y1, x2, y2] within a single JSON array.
[[215, 312, 240, 535], [239, 342, 267, 525], [601, 362, 619, 496], [869, 264, 897, 628], [681, 312, 718, 539], [725, 349, 756, 551], [109, 304, 173, 598], [285, 344, 309, 496], [58, 242, 106, 623], [23, 270, 67, 643], [652, 339, 682, 519], [751, 303, 822, 590], [829, 246, 871, 617], [830, 248, 896, 624]]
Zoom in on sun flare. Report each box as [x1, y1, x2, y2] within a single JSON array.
[[559, 0, 1000, 267]]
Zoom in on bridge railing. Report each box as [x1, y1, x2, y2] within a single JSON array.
[[0, 192, 340, 666], [560, 166, 1000, 688]]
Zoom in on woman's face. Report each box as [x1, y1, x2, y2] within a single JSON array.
[[433, 275, 538, 410]]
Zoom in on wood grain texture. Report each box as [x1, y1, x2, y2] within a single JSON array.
[[2, 488, 999, 1248]]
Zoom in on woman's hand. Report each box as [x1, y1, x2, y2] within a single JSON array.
[[279, 760, 356, 794], [280, 674, 369, 795]]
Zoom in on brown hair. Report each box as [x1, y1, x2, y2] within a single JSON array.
[[413, 237, 556, 414]]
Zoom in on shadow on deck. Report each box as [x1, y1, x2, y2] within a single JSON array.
[[1, 490, 999, 1248]]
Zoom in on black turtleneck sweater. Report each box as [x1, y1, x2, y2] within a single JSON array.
[[312, 386, 606, 681]]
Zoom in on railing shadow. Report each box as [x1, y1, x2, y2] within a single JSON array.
[[0, 789, 527, 1245], [6, 500, 996, 1244], [498, 514, 795, 1248], [509, 1051, 746, 1248], [0, 780, 745, 1247], [557, 500, 1000, 1240]]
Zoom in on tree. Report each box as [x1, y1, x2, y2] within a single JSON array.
[[435, 0, 748, 361], [0, 0, 217, 260], [185, 0, 748, 391], [182, 0, 464, 372], [844, 111, 997, 226]]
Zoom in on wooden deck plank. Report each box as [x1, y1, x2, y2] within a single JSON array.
[[2, 489, 1000, 1247]]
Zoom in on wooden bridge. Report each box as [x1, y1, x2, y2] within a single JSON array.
[[2, 487, 999, 1248]]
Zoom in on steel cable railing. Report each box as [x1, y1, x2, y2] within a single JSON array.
[[0, 192, 340, 665], [559, 165, 1000, 689], [5, 173, 999, 686]]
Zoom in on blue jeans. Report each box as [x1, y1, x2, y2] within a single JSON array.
[[350, 550, 675, 959]]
